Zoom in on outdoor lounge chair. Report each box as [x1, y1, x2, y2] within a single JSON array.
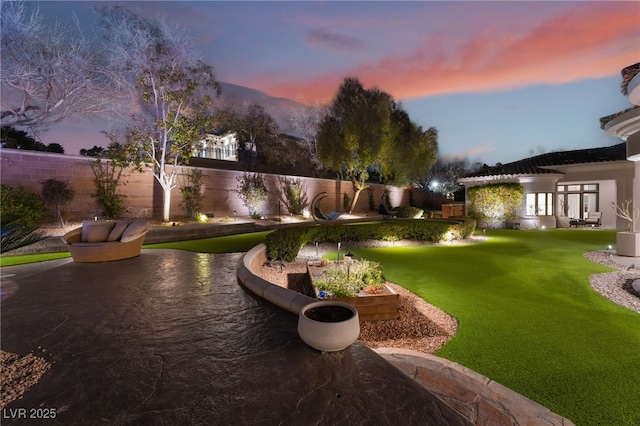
[[63, 220, 149, 262], [314, 206, 342, 221], [584, 211, 602, 227], [378, 204, 397, 219]]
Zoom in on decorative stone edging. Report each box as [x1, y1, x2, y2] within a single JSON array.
[[375, 348, 575, 426], [237, 244, 576, 426], [237, 244, 315, 315]]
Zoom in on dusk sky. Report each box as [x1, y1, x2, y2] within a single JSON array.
[[32, 1, 640, 166]]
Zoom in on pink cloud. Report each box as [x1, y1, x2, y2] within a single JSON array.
[[246, 2, 640, 102]]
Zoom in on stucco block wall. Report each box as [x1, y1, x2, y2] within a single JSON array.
[[1, 149, 401, 221]]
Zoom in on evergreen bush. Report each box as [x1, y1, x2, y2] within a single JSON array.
[[265, 218, 476, 261], [468, 183, 523, 228], [395, 205, 424, 218], [0, 184, 46, 228]]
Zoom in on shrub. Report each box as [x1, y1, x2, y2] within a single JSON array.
[[41, 178, 74, 227], [235, 172, 268, 216], [265, 218, 476, 261], [279, 177, 308, 215], [0, 185, 46, 229], [89, 143, 130, 219], [468, 183, 523, 228], [395, 205, 424, 218], [314, 259, 386, 298], [1, 225, 45, 253], [180, 168, 206, 218]]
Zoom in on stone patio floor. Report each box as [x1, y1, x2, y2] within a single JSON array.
[[1, 249, 470, 425]]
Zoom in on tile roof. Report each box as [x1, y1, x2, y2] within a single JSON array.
[[463, 143, 627, 178], [621, 62, 640, 96]]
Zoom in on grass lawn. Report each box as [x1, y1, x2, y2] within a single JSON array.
[[348, 229, 640, 426], [144, 231, 271, 253]]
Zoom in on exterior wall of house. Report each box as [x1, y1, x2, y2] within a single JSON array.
[[554, 161, 633, 230], [0, 149, 401, 221], [459, 160, 634, 230]]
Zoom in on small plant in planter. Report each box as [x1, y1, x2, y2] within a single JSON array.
[[314, 259, 386, 298]]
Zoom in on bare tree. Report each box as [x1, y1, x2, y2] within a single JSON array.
[[288, 95, 328, 174], [0, 1, 117, 129], [97, 4, 220, 222]]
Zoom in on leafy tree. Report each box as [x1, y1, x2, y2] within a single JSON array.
[[1, 126, 64, 153], [80, 146, 106, 157], [417, 157, 483, 199], [98, 5, 221, 222], [41, 178, 74, 227], [235, 172, 268, 217], [214, 100, 278, 169], [46, 143, 64, 154], [318, 77, 437, 212], [468, 183, 523, 228], [1, 1, 116, 129]]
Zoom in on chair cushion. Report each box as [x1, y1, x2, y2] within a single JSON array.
[[107, 221, 130, 242], [81, 221, 116, 243], [120, 220, 149, 243]]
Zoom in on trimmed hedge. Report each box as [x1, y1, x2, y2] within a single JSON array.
[[395, 205, 424, 218], [265, 218, 476, 261]]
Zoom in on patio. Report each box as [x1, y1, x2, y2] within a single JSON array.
[[0, 249, 469, 425]]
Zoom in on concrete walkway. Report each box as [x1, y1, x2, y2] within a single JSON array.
[[1, 249, 470, 425]]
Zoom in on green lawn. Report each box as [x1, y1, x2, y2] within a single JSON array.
[[347, 229, 640, 426], [144, 230, 271, 253]]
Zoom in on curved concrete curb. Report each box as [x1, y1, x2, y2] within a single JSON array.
[[237, 243, 315, 314], [375, 348, 575, 426]]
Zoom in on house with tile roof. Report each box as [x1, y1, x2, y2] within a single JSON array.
[[458, 62, 640, 231]]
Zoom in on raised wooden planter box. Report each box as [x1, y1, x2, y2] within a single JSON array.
[[307, 263, 400, 321]]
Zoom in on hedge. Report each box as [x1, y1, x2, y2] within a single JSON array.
[[265, 218, 476, 261]]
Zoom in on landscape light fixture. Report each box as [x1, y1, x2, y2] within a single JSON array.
[[337, 241, 341, 263], [344, 252, 354, 280]]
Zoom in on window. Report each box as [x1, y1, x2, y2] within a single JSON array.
[[556, 183, 598, 219], [526, 192, 553, 216]]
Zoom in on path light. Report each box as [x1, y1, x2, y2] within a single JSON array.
[[344, 252, 354, 280], [337, 241, 341, 263], [315, 241, 319, 259]]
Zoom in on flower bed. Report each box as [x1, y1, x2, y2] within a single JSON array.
[[307, 260, 400, 321]]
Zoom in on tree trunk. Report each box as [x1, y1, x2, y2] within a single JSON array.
[[162, 186, 172, 222], [349, 189, 362, 214]]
